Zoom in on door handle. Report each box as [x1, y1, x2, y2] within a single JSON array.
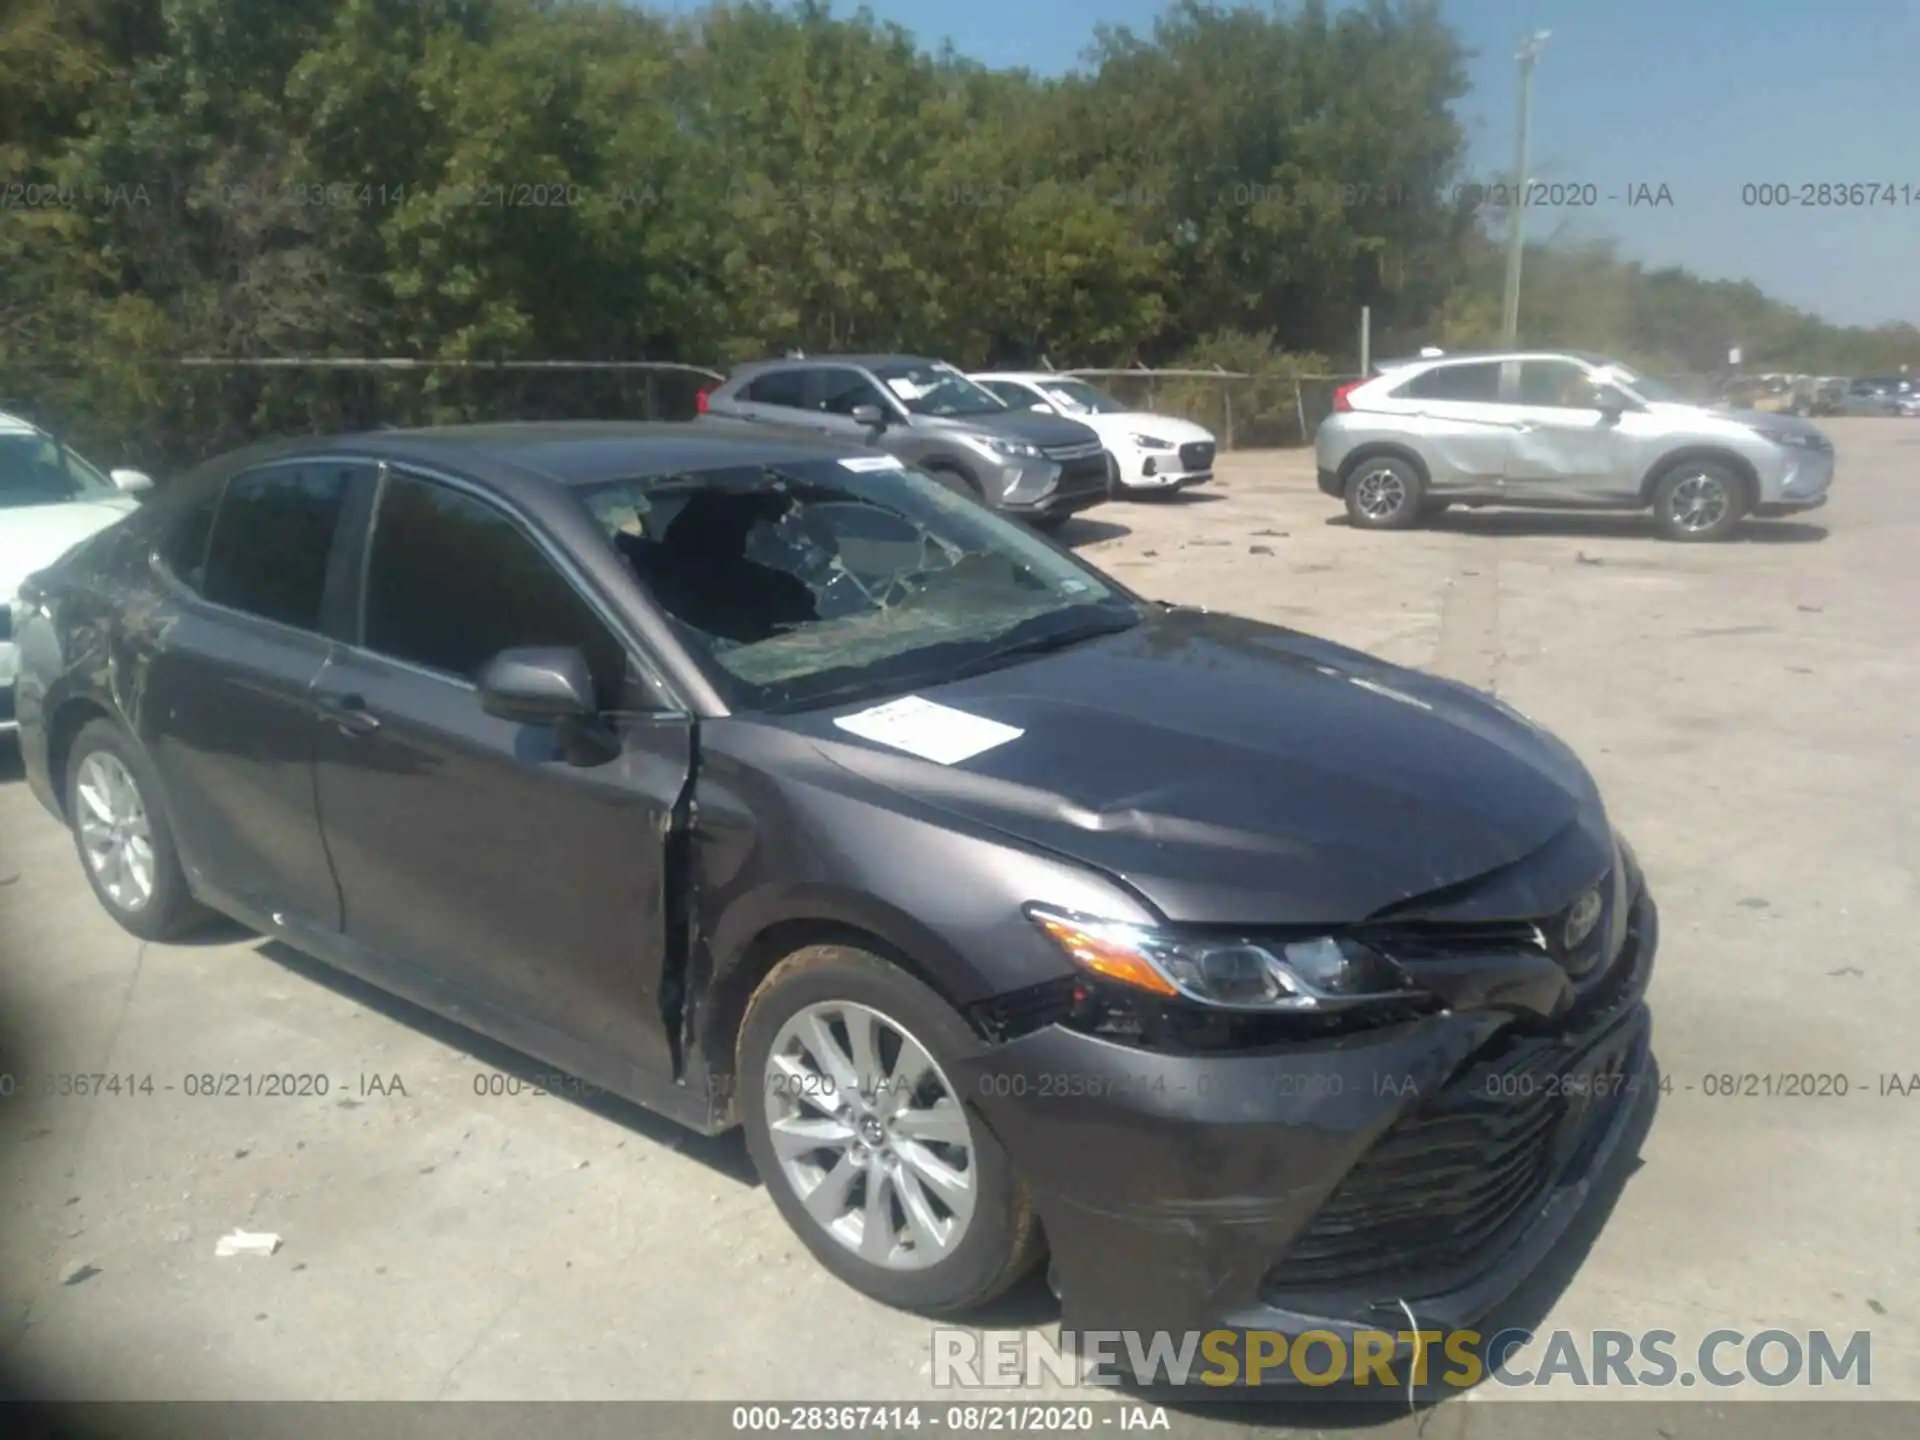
[[316, 693, 382, 736]]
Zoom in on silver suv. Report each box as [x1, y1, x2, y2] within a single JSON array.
[[1315, 350, 1835, 542], [701, 355, 1112, 528]]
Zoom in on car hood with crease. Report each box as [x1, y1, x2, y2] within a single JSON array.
[[782, 605, 1611, 927]]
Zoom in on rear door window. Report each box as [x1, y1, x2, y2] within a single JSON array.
[[741, 370, 812, 411], [1396, 362, 1502, 402], [200, 463, 353, 631]]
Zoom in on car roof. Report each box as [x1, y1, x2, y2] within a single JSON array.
[[1374, 349, 1620, 372], [971, 372, 1072, 384], [726, 354, 942, 379], [167, 420, 893, 506], [0, 410, 45, 436]]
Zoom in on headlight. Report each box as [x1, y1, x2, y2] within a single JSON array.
[[974, 435, 1043, 460], [1026, 905, 1422, 1012], [1752, 427, 1825, 450], [1130, 433, 1174, 451]]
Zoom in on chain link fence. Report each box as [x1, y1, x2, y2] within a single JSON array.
[[0, 360, 721, 481], [0, 356, 1767, 486], [1060, 368, 1363, 449]]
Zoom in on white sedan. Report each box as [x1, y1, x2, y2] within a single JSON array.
[[1, 411, 153, 731], [971, 372, 1217, 494]]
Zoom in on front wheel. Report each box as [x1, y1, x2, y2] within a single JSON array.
[[738, 945, 1045, 1313], [1652, 461, 1748, 542], [1344, 456, 1427, 529]]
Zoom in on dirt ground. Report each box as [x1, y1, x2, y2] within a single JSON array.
[[1, 420, 1916, 1426]]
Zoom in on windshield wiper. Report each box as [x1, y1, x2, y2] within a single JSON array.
[[947, 612, 1138, 680]]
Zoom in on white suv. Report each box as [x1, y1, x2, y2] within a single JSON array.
[[972, 372, 1217, 493], [1, 412, 152, 730], [1314, 351, 1835, 542]]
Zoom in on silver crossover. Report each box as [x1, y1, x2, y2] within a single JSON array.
[[1315, 351, 1835, 541]]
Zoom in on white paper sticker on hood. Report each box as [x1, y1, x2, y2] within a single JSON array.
[[832, 695, 1022, 765]]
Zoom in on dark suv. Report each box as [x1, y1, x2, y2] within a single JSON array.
[[700, 355, 1111, 527]]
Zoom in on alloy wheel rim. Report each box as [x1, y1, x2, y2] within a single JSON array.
[[1354, 468, 1407, 520], [1670, 473, 1729, 532], [75, 752, 156, 911], [763, 1000, 977, 1271]]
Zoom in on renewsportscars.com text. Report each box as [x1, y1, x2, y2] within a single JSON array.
[[932, 1327, 1872, 1390]]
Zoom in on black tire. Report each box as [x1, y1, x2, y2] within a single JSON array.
[[1419, 498, 1453, 520], [738, 944, 1046, 1314], [1343, 455, 1427, 529], [65, 718, 209, 941], [1652, 460, 1748, 542]]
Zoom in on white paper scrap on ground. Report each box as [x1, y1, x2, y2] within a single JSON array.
[[214, 1229, 282, 1258], [833, 696, 1022, 765]]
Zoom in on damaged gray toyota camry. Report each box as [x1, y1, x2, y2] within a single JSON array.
[[13, 421, 1655, 1356]]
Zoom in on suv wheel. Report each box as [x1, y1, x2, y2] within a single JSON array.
[[738, 944, 1045, 1313], [1344, 457, 1427, 529], [66, 718, 208, 941], [1653, 461, 1748, 542]]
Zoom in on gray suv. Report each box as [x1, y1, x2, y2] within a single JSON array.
[[1316, 350, 1835, 542], [701, 356, 1112, 527]]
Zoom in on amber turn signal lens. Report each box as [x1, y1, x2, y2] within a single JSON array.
[[1032, 913, 1179, 998]]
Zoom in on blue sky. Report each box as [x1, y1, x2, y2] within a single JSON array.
[[656, 1, 1920, 328]]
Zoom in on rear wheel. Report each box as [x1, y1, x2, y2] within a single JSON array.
[[66, 718, 208, 941], [738, 944, 1045, 1313], [1344, 456, 1427, 529], [1652, 461, 1748, 542]]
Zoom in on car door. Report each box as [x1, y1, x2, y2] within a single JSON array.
[[136, 458, 373, 928], [813, 366, 905, 441], [1378, 360, 1514, 493], [1500, 359, 1630, 501], [729, 367, 815, 425], [309, 465, 692, 1078]]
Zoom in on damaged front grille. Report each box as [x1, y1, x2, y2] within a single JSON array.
[[969, 977, 1080, 1043], [1264, 903, 1651, 1296]]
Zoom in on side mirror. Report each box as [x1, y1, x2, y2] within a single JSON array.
[[477, 646, 597, 726], [849, 404, 887, 428], [1588, 387, 1630, 418], [110, 468, 154, 493]]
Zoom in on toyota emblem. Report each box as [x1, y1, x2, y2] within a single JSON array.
[[1563, 889, 1604, 951]]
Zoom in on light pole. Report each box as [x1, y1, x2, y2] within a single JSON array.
[[1500, 30, 1551, 348]]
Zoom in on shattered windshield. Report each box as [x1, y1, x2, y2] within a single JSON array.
[[577, 457, 1138, 711]]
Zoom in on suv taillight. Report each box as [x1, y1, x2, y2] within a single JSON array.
[[695, 388, 711, 414], [1332, 380, 1362, 413]]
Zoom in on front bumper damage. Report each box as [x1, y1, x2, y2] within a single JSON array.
[[962, 882, 1659, 1368]]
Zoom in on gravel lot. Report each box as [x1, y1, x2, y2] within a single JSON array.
[[1, 419, 1916, 1424]]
